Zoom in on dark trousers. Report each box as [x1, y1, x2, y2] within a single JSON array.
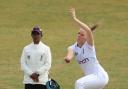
[[25, 84, 47, 89]]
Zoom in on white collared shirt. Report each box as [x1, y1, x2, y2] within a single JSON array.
[[20, 42, 51, 84], [69, 42, 106, 75]]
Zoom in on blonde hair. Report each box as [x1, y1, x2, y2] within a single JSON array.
[[89, 24, 99, 32]]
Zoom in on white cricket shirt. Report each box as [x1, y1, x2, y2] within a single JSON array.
[[69, 42, 106, 75], [20, 41, 51, 84]]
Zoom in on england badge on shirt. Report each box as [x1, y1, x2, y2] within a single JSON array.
[[75, 52, 78, 56], [27, 55, 30, 60]]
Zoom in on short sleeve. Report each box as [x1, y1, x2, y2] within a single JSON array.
[[68, 45, 74, 50], [85, 42, 95, 50]]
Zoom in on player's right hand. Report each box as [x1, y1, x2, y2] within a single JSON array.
[[69, 8, 76, 19]]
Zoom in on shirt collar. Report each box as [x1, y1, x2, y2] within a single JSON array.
[[32, 41, 42, 46], [75, 42, 87, 48]]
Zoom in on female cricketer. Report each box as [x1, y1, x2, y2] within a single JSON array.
[[64, 8, 109, 89]]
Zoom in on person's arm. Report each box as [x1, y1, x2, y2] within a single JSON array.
[[64, 47, 74, 63], [36, 47, 51, 75], [20, 49, 33, 76], [69, 8, 94, 46]]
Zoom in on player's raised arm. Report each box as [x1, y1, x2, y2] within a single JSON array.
[[69, 8, 94, 46]]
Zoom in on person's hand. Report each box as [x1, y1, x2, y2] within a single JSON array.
[[33, 78, 39, 82], [64, 57, 71, 63], [69, 8, 76, 19], [30, 73, 39, 82]]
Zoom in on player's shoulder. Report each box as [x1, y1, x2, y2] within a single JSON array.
[[23, 43, 33, 50], [68, 43, 77, 50], [84, 42, 95, 51], [40, 42, 50, 49]]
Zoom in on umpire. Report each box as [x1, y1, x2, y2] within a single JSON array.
[[20, 26, 52, 89]]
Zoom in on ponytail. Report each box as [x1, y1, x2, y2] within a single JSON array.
[[89, 24, 99, 32]]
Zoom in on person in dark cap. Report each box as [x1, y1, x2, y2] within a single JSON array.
[[31, 26, 43, 44], [20, 26, 52, 89]]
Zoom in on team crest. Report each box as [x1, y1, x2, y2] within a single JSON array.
[[27, 55, 30, 60], [75, 52, 78, 56]]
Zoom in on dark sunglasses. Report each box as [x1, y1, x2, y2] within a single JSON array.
[[32, 32, 40, 35]]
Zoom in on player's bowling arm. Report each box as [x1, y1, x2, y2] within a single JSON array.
[[70, 8, 94, 46]]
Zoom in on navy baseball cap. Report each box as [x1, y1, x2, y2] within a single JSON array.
[[32, 26, 42, 34], [31, 26, 43, 37]]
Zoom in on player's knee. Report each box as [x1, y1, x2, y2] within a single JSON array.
[[100, 74, 109, 87], [75, 80, 83, 88], [105, 74, 109, 85], [101, 79, 109, 88]]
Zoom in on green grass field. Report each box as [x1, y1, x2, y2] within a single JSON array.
[[0, 0, 128, 89]]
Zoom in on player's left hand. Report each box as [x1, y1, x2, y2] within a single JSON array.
[[30, 73, 39, 82], [64, 57, 71, 63]]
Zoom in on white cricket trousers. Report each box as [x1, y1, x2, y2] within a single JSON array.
[[75, 72, 109, 89]]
